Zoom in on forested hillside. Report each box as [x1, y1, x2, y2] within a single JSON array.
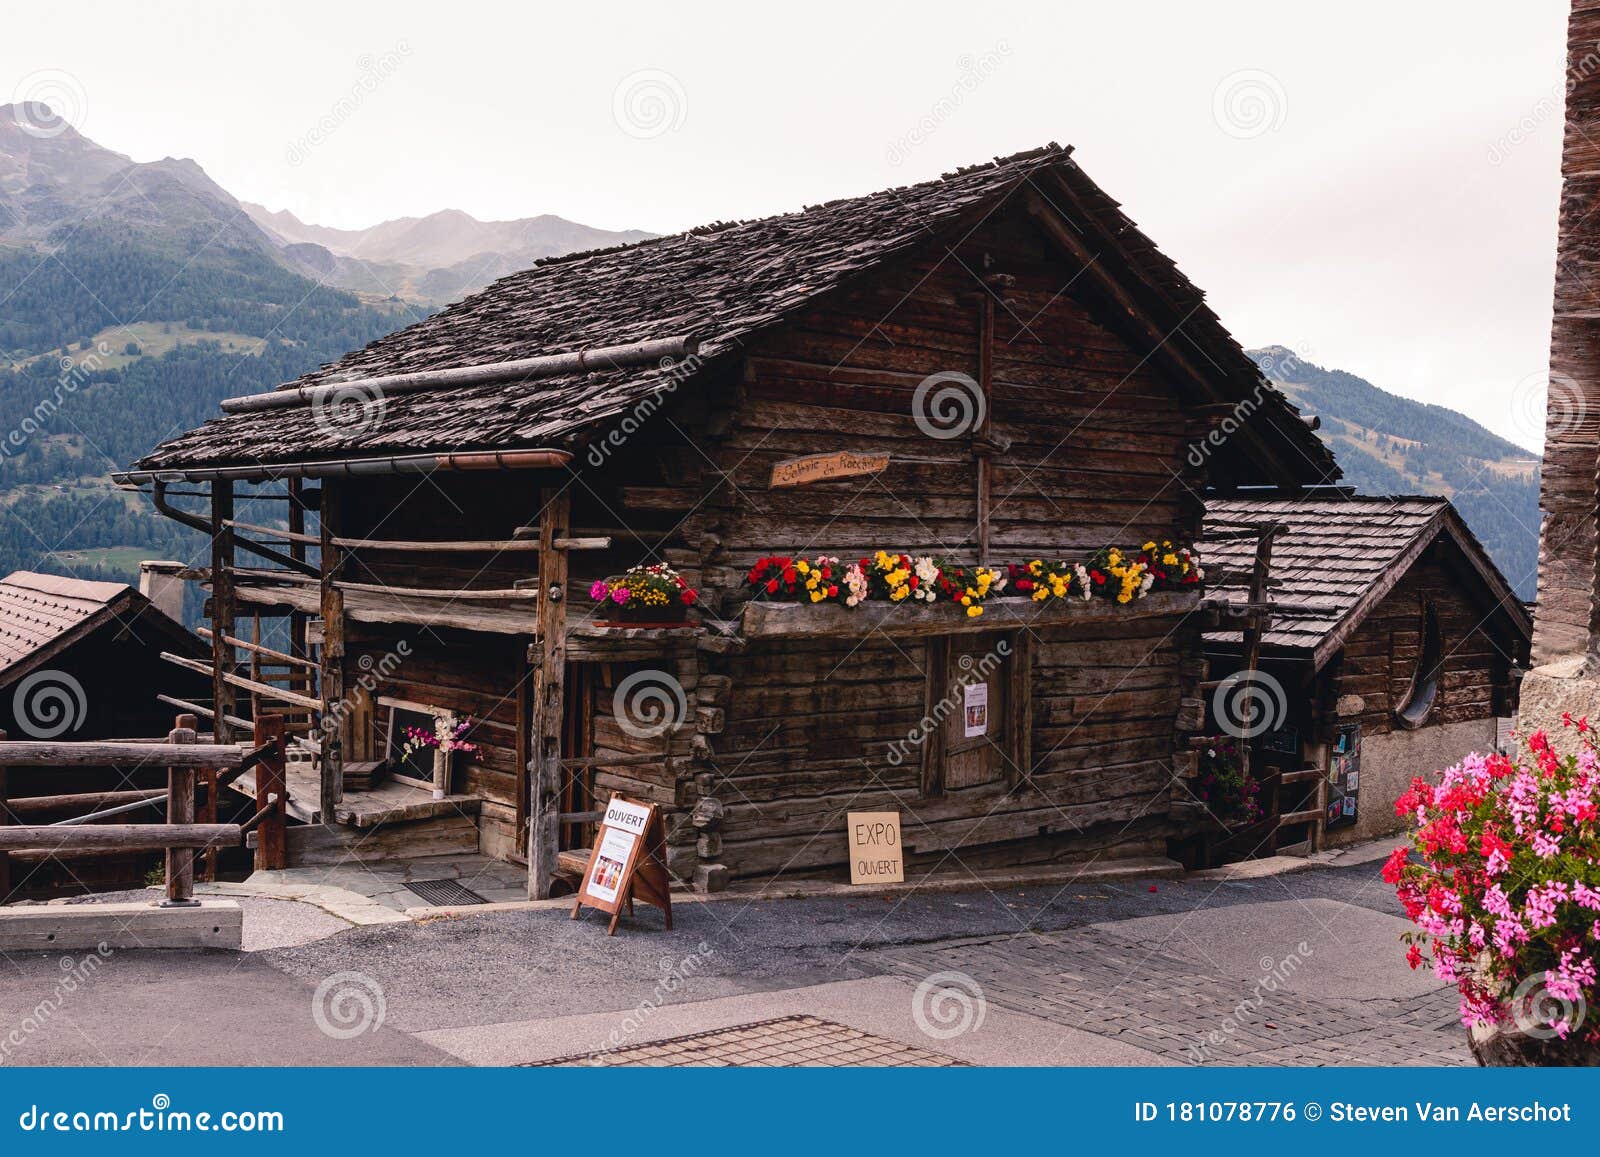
[[1251, 347, 1541, 599]]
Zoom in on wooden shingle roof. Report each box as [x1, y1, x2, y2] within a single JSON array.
[[128, 145, 1335, 486], [0, 570, 201, 688], [1201, 496, 1531, 668]]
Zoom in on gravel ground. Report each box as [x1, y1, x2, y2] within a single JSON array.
[[260, 858, 1406, 1034]]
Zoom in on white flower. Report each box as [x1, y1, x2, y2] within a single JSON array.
[[1139, 572, 1155, 596], [1074, 564, 1093, 600]]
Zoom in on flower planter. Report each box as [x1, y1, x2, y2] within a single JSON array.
[[599, 602, 689, 627], [1468, 1020, 1600, 1067]]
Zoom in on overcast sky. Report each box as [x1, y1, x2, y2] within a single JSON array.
[[4, 0, 1571, 453]]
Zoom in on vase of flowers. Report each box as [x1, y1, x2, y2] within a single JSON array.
[[1385, 715, 1600, 1065], [400, 710, 481, 800], [589, 563, 699, 626]]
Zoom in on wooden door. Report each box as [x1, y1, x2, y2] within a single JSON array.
[[930, 633, 1012, 792]]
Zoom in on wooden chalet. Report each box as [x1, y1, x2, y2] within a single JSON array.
[[0, 570, 211, 897], [116, 144, 1342, 895], [1198, 496, 1530, 859]]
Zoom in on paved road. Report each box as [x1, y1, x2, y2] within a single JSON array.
[[0, 852, 1470, 1066]]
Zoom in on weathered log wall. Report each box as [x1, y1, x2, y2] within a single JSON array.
[[1333, 552, 1518, 737], [1533, 0, 1600, 663]]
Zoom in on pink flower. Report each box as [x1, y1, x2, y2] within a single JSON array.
[[611, 587, 630, 605], [589, 580, 609, 601]]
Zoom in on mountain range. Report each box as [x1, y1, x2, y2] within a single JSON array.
[[1251, 346, 1541, 600], [0, 102, 1543, 610]]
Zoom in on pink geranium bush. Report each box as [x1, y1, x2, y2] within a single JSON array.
[[1385, 714, 1600, 1042]]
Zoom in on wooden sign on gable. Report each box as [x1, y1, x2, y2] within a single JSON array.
[[572, 793, 674, 935], [769, 451, 890, 489]]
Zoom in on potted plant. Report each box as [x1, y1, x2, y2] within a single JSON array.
[[589, 563, 699, 626], [400, 711, 481, 800], [1385, 716, 1600, 1065], [1194, 737, 1261, 827]]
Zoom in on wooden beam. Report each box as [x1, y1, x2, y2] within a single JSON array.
[[164, 718, 198, 903], [155, 695, 253, 733], [320, 491, 345, 819], [160, 653, 322, 710], [0, 740, 249, 768], [331, 580, 539, 600], [211, 481, 236, 743], [196, 627, 317, 670], [224, 518, 320, 546], [7, 788, 167, 817], [0, 824, 241, 851], [528, 487, 571, 900], [330, 535, 543, 553], [254, 715, 288, 870]]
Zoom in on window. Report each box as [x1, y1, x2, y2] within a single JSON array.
[[1394, 600, 1442, 729], [920, 631, 1032, 795]]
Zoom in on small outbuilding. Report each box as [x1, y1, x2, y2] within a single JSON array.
[[0, 570, 211, 898], [1198, 496, 1530, 858]]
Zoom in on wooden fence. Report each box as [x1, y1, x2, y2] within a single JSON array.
[[0, 714, 287, 905]]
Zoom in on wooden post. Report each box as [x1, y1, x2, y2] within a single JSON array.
[[975, 291, 995, 565], [0, 729, 10, 904], [1240, 524, 1280, 795], [528, 487, 571, 899], [210, 482, 236, 744], [254, 714, 287, 871], [318, 487, 345, 822], [163, 715, 198, 906], [197, 760, 218, 883]]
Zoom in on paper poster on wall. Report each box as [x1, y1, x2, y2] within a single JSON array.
[[586, 826, 637, 904], [963, 682, 990, 738]]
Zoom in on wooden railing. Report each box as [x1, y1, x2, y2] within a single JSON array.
[[0, 714, 288, 905]]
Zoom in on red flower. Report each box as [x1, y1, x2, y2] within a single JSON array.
[[766, 578, 780, 594], [782, 566, 797, 584], [1091, 570, 1105, 585], [826, 584, 838, 598], [1381, 845, 1410, 885], [681, 589, 698, 605], [1406, 944, 1423, 970]]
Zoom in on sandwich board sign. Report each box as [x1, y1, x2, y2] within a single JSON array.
[[571, 793, 673, 935], [847, 810, 904, 885]]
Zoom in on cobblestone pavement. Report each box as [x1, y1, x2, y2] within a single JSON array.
[[528, 1014, 965, 1067], [873, 926, 1469, 1066]]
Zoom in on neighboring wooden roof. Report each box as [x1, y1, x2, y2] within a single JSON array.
[[0, 570, 204, 688], [129, 144, 1337, 488], [1202, 496, 1532, 669]]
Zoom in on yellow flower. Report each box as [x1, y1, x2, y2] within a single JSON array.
[[1028, 560, 1042, 576], [1032, 586, 1050, 601], [810, 590, 824, 603], [890, 586, 910, 602], [961, 595, 972, 606], [966, 605, 983, 617], [805, 577, 819, 590], [1163, 553, 1177, 566], [1142, 541, 1156, 552], [796, 560, 811, 576], [1117, 591, 1131, 604]]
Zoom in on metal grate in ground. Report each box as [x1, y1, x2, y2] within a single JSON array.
[[404, 879, 488, 906], [525, 1015, 966, 1067]]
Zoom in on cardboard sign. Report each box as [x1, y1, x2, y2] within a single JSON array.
[[847, 810, 904, 885], [572, 793, 673, 935], [769, 451, 890, 489], [963, 682, 989, 738]]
